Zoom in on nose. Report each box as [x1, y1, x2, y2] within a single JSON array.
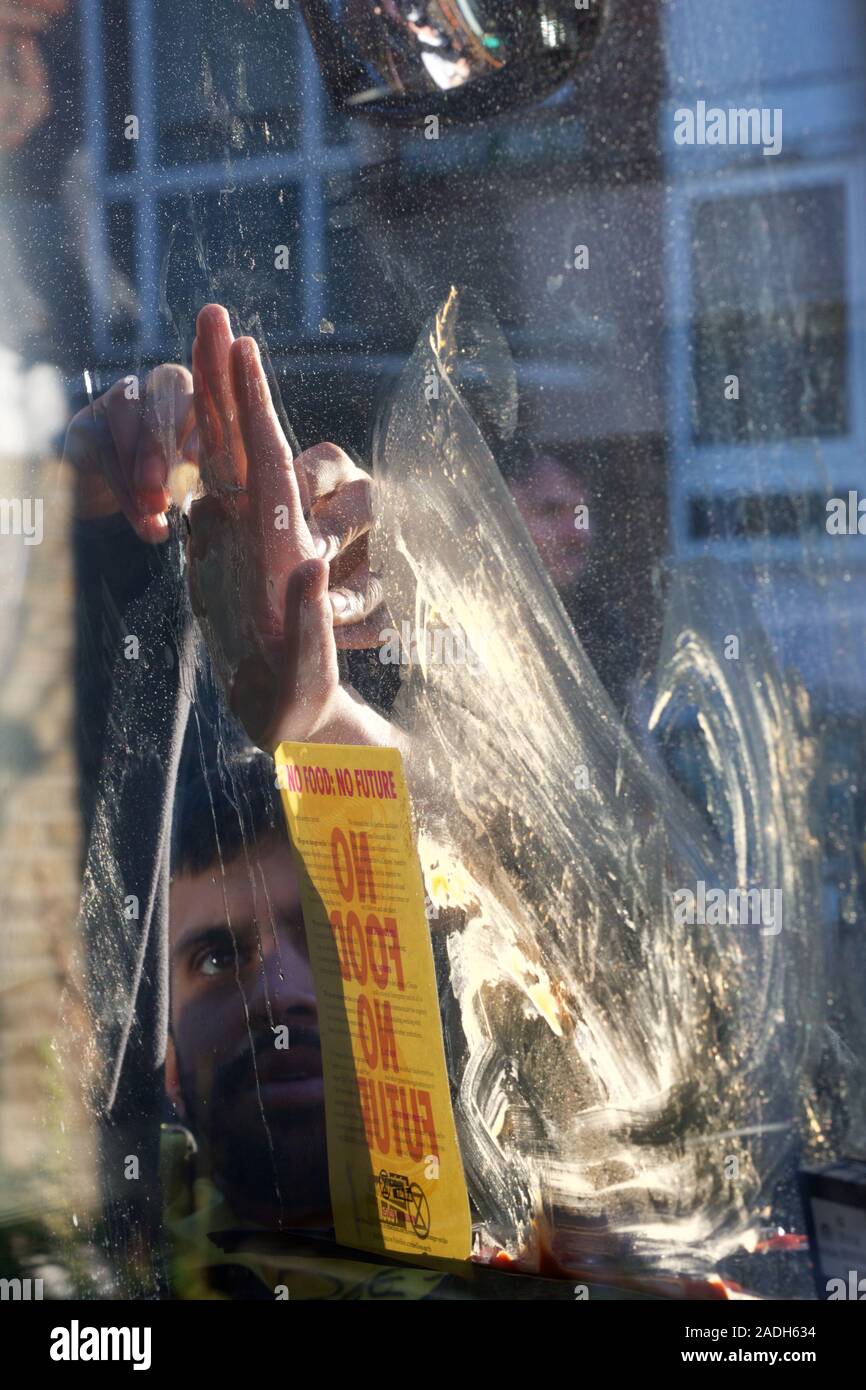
[[246, 927, 318, 1032]]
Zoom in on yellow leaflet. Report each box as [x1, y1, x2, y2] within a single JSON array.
[[275, 741, 471, 1262]]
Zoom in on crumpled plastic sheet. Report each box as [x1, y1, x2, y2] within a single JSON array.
[[370, 287, 839, 1273]]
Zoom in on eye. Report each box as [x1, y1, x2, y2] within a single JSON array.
[[197, 949, 233, 977], [191, 938, 237, 978]]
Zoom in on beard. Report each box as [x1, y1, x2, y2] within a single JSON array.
[[177, 1025, 332, 1227]]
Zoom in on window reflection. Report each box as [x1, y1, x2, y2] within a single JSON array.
[[0, 0, 864, 1306], [692, 186, 848, 444]]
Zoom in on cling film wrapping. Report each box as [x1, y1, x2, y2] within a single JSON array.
[[275, 741, 471, 1261]]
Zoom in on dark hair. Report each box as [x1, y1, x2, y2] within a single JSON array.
[[170, 746, 286, 879]]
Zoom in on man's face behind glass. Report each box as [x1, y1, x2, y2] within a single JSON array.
[[168, 841, 331, 1227]]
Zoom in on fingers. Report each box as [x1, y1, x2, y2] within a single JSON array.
[[65, 387, 141, 528], [64, 366, 194, 543], [295, 442, 372, 560], [189, 320, 383, 709], [333, 609, 392, 651], [279, 557, 341, 740], [135, 363, 195, 510], [308, 474, 374, 563], [295, 441, 366, 506], [230, 336, 315, 622], [193, 304, 247, 493], [294, 443, 378, 639], [328, 540, 385, 630]]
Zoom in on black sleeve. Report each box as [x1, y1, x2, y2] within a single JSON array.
[[73, 510, 196, 1295], [74, 512, 170, 840]]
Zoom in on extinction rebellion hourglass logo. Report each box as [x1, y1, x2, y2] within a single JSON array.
[[375, 1171, 431, 1239]]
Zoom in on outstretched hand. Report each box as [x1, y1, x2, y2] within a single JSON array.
[[189, 304, 390, 748], [64, 302, 401, 752]]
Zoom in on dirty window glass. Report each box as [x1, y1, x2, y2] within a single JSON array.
[[1, 0, 865, 1310], [691, 185, 848, 444]]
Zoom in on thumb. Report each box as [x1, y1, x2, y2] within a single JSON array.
[[231, 558, 339, 751]]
